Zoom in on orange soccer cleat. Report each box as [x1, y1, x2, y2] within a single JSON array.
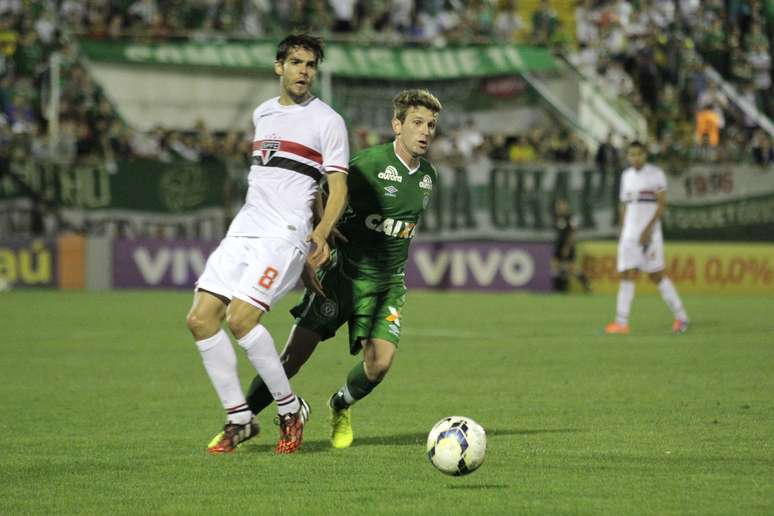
[[604, 321, 631, 335], [207, 419, 260, 454], [672, 319, 689, 334], [275, 397, 310, 455]]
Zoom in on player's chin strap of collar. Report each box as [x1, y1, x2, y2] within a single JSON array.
[[252, 155, 322, 182]]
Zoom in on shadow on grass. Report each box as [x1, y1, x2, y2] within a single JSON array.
[[489, 428, 581, 437], [243, 427, 580, 454], [447, 484, 509, 490]]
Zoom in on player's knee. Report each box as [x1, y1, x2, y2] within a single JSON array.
[[365, 351, 395, 382], [225, 312, 255, 340], [186, 310, 218, 340]]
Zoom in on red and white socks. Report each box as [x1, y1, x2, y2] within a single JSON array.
[[236, 324, 300, 415], [196, 329, 252, 425]]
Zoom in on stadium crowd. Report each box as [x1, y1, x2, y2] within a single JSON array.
[[1, 0, 773, 189]]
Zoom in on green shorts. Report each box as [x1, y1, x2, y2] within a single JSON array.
[[290, 255, 407, 355]]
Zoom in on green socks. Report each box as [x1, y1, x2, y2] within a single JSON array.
[[331, 361, 381, 411]]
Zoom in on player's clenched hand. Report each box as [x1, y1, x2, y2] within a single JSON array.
[[306, 229, 331, 268], [300, 261, 324, 297], [639, 226, 653, 247]]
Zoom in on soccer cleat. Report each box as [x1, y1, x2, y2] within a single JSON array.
[[672, 319, 689, 334], [329, 395, 353, 449], [207, 419, 260, 454], [604, 321, 630, 335], [275, 396, 310, 455]]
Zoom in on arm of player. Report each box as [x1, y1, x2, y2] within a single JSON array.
[[307, 171, 348, 268], [300, 261, 325, 297], [562, 225, 575, 259], [312, 189, 323, 226], [639, 190, 666, 246], [618, 203, 626, 239], [313, 184, 348, 247]]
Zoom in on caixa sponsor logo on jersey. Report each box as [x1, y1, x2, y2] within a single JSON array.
[[365, 214, 417, 238], [378, 166, 402, 182]]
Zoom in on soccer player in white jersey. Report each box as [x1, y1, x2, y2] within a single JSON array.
[[185, 34, 349, 454], [605, 141, 688, 335]]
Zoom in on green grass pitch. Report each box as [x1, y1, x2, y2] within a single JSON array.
[[1, 289, 772, 515]]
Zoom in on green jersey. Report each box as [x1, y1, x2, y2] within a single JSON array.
[[337, 141, 436, 280]]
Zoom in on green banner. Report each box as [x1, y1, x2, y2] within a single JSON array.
[[1, 158, 228, 212], [0, 158, 231, 240], [3, 158, 771, 242], [663, 194, 774, 240], [78, 39, 558, 79]]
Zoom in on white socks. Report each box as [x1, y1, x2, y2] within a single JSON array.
[[614, 277, 688, 326], [237, 324, 300, 415], [657, 278, 688, 321], [615, 280, 635, 325], [196, 329, 252, 425]]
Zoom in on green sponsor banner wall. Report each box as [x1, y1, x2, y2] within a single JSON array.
[[663, 194, 774, 241], [78, 39, 559, 79], [1, 158, 227, 212], [2, 159, 771, 241], [0, 158, 230, 240]]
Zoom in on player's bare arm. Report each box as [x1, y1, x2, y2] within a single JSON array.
[[300, 262, 325, 297], [313, 188, 348, 247], [639, 190, 666, 246], [312, 189, 323, 226], [618, 203, 626, 238], [307, 171, 348, 267]]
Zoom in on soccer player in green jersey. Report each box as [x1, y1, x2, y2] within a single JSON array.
[[245, 89, 442, 448]]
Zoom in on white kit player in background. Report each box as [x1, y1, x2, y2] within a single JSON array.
[[604, 141, 688, 335], [185, 34, 349, 454]]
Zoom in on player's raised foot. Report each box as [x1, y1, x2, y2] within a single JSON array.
[[604, 321, 630, 335], [329, 395, 353, 449], [275, 397, 310, 455], [672, 319, 689, 334], [207, 419, 260, 454]]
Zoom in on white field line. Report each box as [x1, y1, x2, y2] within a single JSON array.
[[402, 328, 501, 340]]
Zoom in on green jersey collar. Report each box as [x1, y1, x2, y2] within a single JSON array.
[[392, 140, 421, 175]]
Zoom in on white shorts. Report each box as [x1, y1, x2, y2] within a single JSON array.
[[617, 238, 664, 273], [196, 236, 305, 311]]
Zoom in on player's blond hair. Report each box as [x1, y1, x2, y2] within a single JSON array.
[[392, 89, 443, 122]]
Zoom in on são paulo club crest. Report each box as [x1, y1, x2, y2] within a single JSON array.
[[257, 140, 281, 165]]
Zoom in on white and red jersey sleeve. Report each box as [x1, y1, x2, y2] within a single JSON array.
[[320, 112, 349, 175]]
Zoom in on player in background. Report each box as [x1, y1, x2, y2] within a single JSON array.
[[605, 141, 688, 335], [245, 89, 443, 448], [185, 34, 349, 454], [552, 197, 591, 293]]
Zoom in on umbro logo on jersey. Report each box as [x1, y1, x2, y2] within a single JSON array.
[[378, 166, 403, 183], [257, 140, 280, 165], [384, 185, 398, 197], [419, 174, 433, 190]]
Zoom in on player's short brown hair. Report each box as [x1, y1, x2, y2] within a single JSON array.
[[392, 89, 443, 122], [276, 33, 324, 65]]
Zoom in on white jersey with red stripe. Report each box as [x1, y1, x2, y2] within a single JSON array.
[[619, 163, 667, 242], [227, 95, 349, 249]]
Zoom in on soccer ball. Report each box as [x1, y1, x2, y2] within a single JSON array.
[[426, 416, 486, 476]]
